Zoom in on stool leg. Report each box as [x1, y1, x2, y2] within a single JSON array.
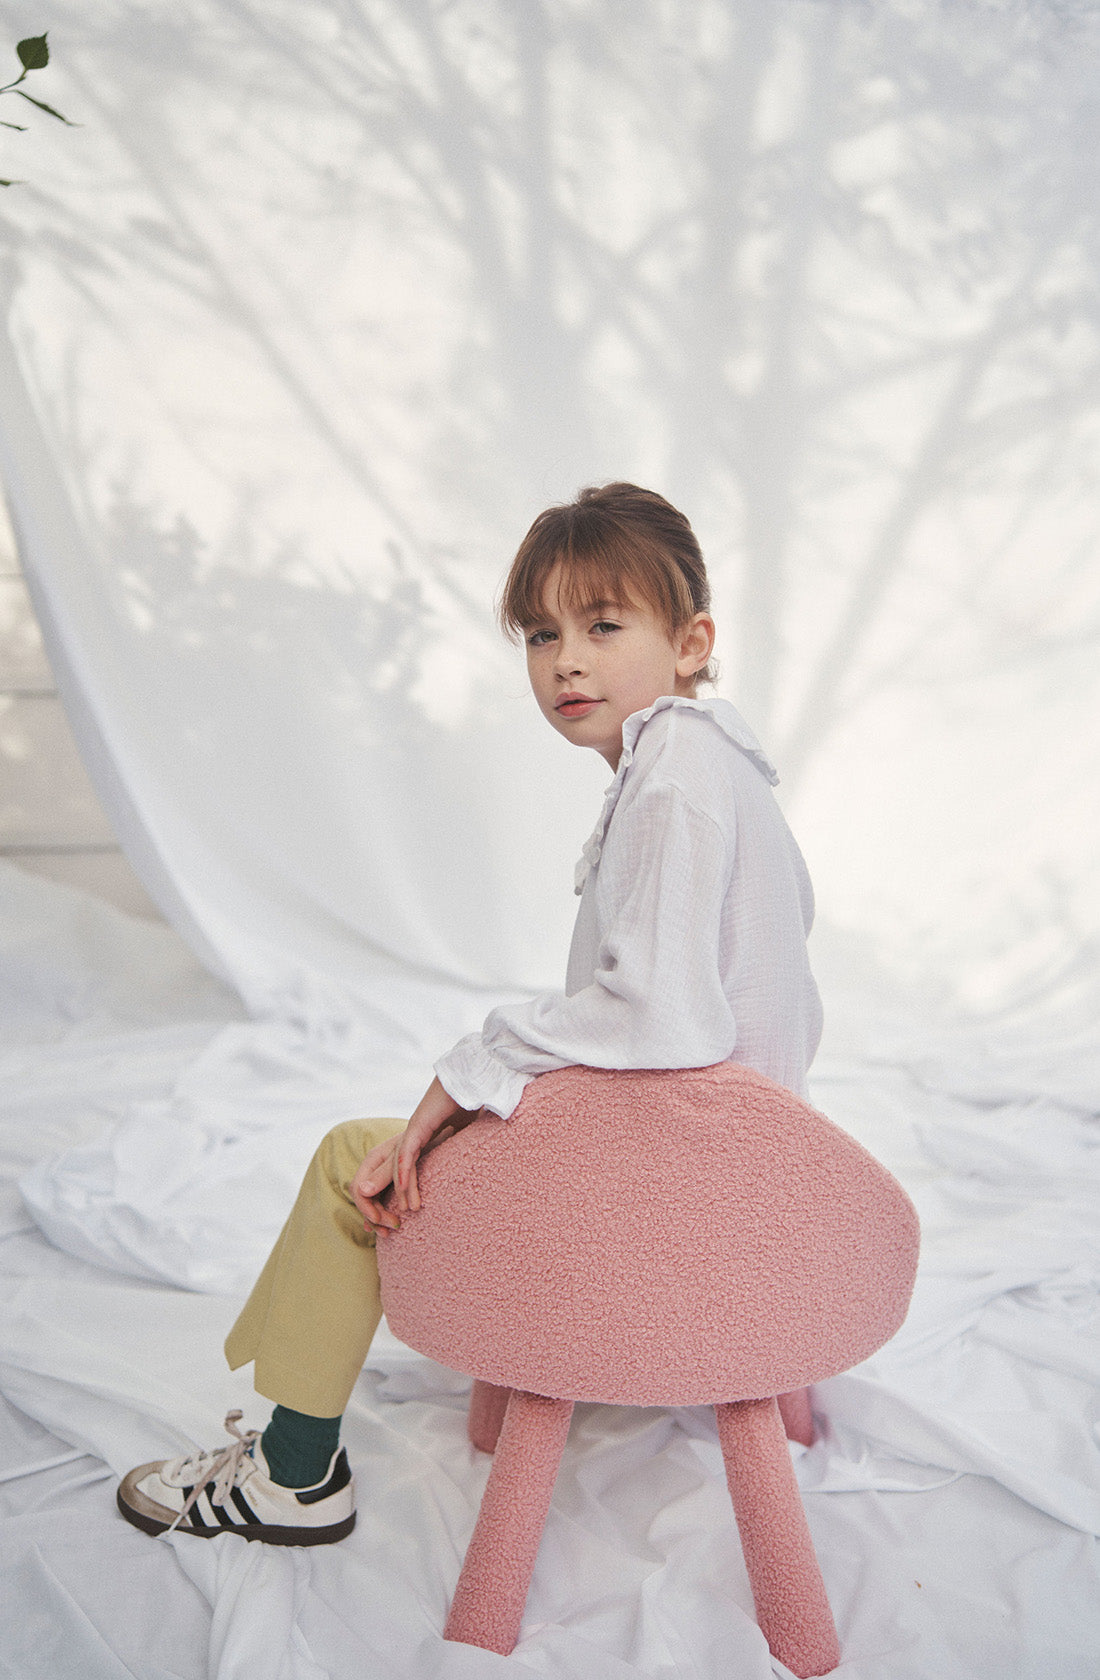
[[467, 1379, 512, 1453], [714, 1398, 840, 1679], [445, 1390, 574, 1654], [778, 1386, 815, 1447]]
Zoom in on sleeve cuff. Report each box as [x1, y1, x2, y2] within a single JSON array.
[[434, 1034, 533, 1120]]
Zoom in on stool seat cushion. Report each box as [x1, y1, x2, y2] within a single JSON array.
[[377, 1063, 919, 1406]]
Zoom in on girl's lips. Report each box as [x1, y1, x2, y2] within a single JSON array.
[[556, 698, 601, 718]]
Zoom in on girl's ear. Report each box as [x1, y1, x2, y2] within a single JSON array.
[[675, 613, 716, 685]]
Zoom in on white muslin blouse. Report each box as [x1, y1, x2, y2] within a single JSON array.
[[434, 696, 823, 1118]]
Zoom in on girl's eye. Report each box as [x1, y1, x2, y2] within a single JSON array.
[[592, 620, 621, 635], [527, 629, 556, 647]]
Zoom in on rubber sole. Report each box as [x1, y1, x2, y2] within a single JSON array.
[[116, 1484, 357, 1546]]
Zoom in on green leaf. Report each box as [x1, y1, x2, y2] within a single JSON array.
[[16, 34, 49, 71], [15, 89, 76, 124], [0, 119, 27, 130], [0, 177, 21, 187]]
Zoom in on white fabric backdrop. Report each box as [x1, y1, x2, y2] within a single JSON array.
[[1, 0, 1098, 1026]]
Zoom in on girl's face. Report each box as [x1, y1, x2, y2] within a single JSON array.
[[524, 564, 715, 769]]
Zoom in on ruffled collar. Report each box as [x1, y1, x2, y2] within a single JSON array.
[[573, 696, 778, 894]]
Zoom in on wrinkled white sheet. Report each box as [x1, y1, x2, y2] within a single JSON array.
[[2, 871, 1098, 1679]]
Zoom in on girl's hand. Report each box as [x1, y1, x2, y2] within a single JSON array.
[[350, 1135, 404, 1234], [350, 1077, 480, 1233]]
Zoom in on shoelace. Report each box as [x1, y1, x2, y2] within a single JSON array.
[[164, 1410, 261, 1536]]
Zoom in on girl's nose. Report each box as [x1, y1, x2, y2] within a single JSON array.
[[554, 639, 586, 678]]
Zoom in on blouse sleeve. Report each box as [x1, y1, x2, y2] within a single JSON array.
[[434, 779, 738, 1118]]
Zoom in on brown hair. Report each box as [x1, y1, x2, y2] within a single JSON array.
[[499, 483, 717, 684]]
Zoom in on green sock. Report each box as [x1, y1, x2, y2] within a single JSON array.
[[261, 1405, 342, 1489]]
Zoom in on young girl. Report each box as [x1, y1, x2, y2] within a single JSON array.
[[117, 482, 822, 1545]]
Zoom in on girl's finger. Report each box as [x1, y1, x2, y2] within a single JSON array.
[[395, 1130, 417, 1184], [363, 1198, 399, 1232]]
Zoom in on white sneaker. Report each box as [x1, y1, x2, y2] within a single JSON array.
[[117, 1410, 356, 1546]]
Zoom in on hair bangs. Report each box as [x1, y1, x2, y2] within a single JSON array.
[[500, 505, 693, 640]]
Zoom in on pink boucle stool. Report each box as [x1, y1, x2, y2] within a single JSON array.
[[377, 1063, 919, 1678]]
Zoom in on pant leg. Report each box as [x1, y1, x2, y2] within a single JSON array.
[[224, 1116, 405, 1417]]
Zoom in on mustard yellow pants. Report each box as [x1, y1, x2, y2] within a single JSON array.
[[224, 1117, 405, 1418]]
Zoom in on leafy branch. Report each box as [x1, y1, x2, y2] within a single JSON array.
[[2, 33, 78, 186]]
